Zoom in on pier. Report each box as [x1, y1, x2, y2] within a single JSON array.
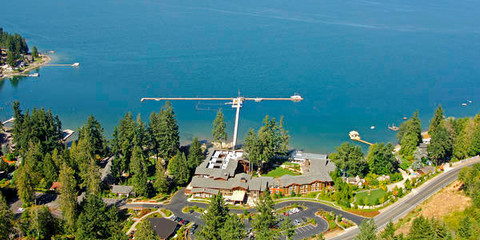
[[2, 117, 14, 125], [45, 62, 80, 67], [349, 131, 373, 146]]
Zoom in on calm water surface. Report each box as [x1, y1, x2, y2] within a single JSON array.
[[1, 0, 480, 153]]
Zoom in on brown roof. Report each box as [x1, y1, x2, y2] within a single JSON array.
[[147, 218, 178, 239], [50, 182, 61, 190]]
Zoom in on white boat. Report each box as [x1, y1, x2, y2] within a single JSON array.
[[72, 62, 80, 67], [462, 103, 467, 106], [370, 126, 375, 130]]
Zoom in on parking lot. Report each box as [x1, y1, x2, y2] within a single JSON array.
[[295, 224, 316, 234]]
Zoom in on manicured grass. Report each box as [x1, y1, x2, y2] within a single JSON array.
[[355, 189, 387, 205], [263, 167, 299, 178]]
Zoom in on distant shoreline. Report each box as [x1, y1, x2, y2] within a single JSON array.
[[0, 54, 51, 81]]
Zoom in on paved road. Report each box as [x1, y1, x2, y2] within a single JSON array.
[[329, 157, 480, 240]]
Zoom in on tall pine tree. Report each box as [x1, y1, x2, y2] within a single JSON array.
[[212, 108, 227, 142]]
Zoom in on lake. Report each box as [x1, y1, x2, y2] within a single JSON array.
[[1, 0, 479, 153]]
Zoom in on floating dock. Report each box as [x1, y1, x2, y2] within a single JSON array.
[[349, 131, 373, 145]]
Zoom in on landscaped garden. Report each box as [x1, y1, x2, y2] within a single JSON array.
[[355, 188, 387, 206], [263, 166, 300, 178]]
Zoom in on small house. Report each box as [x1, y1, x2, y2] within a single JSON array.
[[417, 166, 435, 176], [111, 185, 134, 197]]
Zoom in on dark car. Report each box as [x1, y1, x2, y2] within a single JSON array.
[[192, 223, 198, 230], [183, 220, 190, 225]]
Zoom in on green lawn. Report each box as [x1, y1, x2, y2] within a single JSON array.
[[355, 189, 386, 205], [263, 167, 299, 178]]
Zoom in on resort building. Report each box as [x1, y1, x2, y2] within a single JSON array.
[[185, 149, 336, 203]]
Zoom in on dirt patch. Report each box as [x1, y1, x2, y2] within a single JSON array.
[[395, 180, 471, 236], [322, 229, 344, 239], [347, 209, 380, 218]]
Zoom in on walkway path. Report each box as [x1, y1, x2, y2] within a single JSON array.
[[126, 209, 167, 236]]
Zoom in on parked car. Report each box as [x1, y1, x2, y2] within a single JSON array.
[[189, 209, 194, 214], [294, 219, 301, 225], [183, 220, 190, 225], [192, 223, 198, 230]]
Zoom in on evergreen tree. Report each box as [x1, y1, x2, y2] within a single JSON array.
[[157, 101, 180, 160], [154, 161, 169, 194], [85, 157, 101, 196], [131, 146, 149, 197], [75, 194, 110, 239], [258, 116, 277, 164], [252, 191, 278, 238], [277, 116, 290, 154], [244, 128, 261, 170], [107, 207, 128, 240], [281, 217, 296, 240], [367, 143, 397, 175], [42, 153, 58, 188], [6, 51, 15, 67], [78, 115, 107, 158], [59, 162, 78, 233], [197, 193, 229, 240], [167, 150, 190, 186], [111, 113, 136, 174], [355, 219, 377, 240], [32, 46, 38, 59], [219, 214, 246, 240], [430, 105, 444, 134], [428, 123, 452, 165], [212, 108, 227, 142], [188, 137, 204, 170], [380, 221, 396, 240], [468, 124, 480, 156], [457, 216, 472, 239], [398, 111, 422, 159], [15, 161, 35, 206], [21, 206, 56, 240], [452, 118, 472, 160], [134, 221, 159, 240], [0, 193, 14, 240]]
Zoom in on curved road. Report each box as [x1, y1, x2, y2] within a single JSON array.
[[330, 157, 480, 240]]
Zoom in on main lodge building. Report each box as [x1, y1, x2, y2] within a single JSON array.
[[185, 150, 336, 204]]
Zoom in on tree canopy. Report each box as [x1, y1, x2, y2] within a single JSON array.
[[212, 108, 227, 142]]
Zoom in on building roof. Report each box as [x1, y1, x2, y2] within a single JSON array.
[[189, 174, 272, 192], [292, 150, 328, 161], [147, 218, 178, 239], [194, 150, 243, 179], [306, 158, 336, 176], [111, 185, 133, 195], [50, 181, 61, 190]]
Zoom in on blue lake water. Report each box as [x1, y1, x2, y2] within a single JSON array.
[[1, 0, 480, 153]]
